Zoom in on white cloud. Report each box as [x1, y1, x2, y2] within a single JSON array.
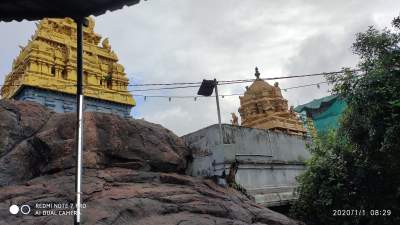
[[1, 0, 399, 136]]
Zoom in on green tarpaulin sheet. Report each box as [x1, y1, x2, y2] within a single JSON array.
[[295, 95, 346, 134]]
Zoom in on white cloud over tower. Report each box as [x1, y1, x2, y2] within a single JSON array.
[[1, 0, 399, 135]]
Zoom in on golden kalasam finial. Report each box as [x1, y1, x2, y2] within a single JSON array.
[[255, 67, 260, 79]]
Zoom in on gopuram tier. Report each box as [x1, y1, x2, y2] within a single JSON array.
[[238, 68, 306, 135], [0, 17, 135, 117]]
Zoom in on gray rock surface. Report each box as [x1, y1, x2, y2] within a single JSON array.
[[0, 100, 304, 225]]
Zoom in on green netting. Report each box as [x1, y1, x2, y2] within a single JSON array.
[[312, 100, 346, 133], [295, 96, 347, 134]]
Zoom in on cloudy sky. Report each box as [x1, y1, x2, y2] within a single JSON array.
[[0, 0, 399, 136]]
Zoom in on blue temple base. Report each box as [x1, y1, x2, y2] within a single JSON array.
[[14, 87, 132, 118]]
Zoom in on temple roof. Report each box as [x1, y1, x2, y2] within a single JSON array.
[[238, 67, 306, 135], [245, 79, 274, 96], [243, 67, 278, 97]]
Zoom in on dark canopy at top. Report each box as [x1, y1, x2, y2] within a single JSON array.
[[0, 0, 142, 22]]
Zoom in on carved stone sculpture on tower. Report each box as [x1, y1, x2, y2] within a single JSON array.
[[231, 112, 239, 126], [238, 68, 306, 135]]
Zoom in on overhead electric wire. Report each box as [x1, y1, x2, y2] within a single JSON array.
[[128, 81, 202, 86], [128, 69, 360, 87], [129, 84, 201, 92], [0, 78, 332, 101], [0, 69, 360, 89], [129, 81, 330, 99], [128, 69, 360, 92], [220, 70, 359, 84]]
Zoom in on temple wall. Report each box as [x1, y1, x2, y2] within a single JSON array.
[[14, 87, 131, 118], [183, 124, 311, 206]]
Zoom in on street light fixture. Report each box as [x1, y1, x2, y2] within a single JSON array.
[[198, 79, 224, 145]]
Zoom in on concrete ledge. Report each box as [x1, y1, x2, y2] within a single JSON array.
[[250, 186, 298, 207]]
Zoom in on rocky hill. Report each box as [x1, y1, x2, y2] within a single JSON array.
[[0, 100, 303, 225]]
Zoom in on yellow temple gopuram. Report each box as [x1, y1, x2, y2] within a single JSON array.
[[238, 68, 306, 135], [0, 17, 135, 117]]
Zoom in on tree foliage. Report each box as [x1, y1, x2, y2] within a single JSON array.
[[291, 16, 400, 225]]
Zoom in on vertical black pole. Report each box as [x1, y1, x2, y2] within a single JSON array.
[[214, 79, 223, 145], [74, 17, 84, 225]]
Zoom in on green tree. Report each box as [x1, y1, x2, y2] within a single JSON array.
[[291, 16, 400, 225]]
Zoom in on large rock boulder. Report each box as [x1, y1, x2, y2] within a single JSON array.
[[0, 100, 188, 186], [0, 100, 303, 225]]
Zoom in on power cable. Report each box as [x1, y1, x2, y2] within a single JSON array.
[[0, 69, 360, 89], [128, 81, 330, 99]]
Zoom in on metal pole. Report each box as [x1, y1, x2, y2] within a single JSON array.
[[74, 17, 84, 225], [214, 79, 223, 145]]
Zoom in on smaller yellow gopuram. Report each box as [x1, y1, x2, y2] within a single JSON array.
[[1, 17, 135, 117], [238, 68, 306, 135]]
